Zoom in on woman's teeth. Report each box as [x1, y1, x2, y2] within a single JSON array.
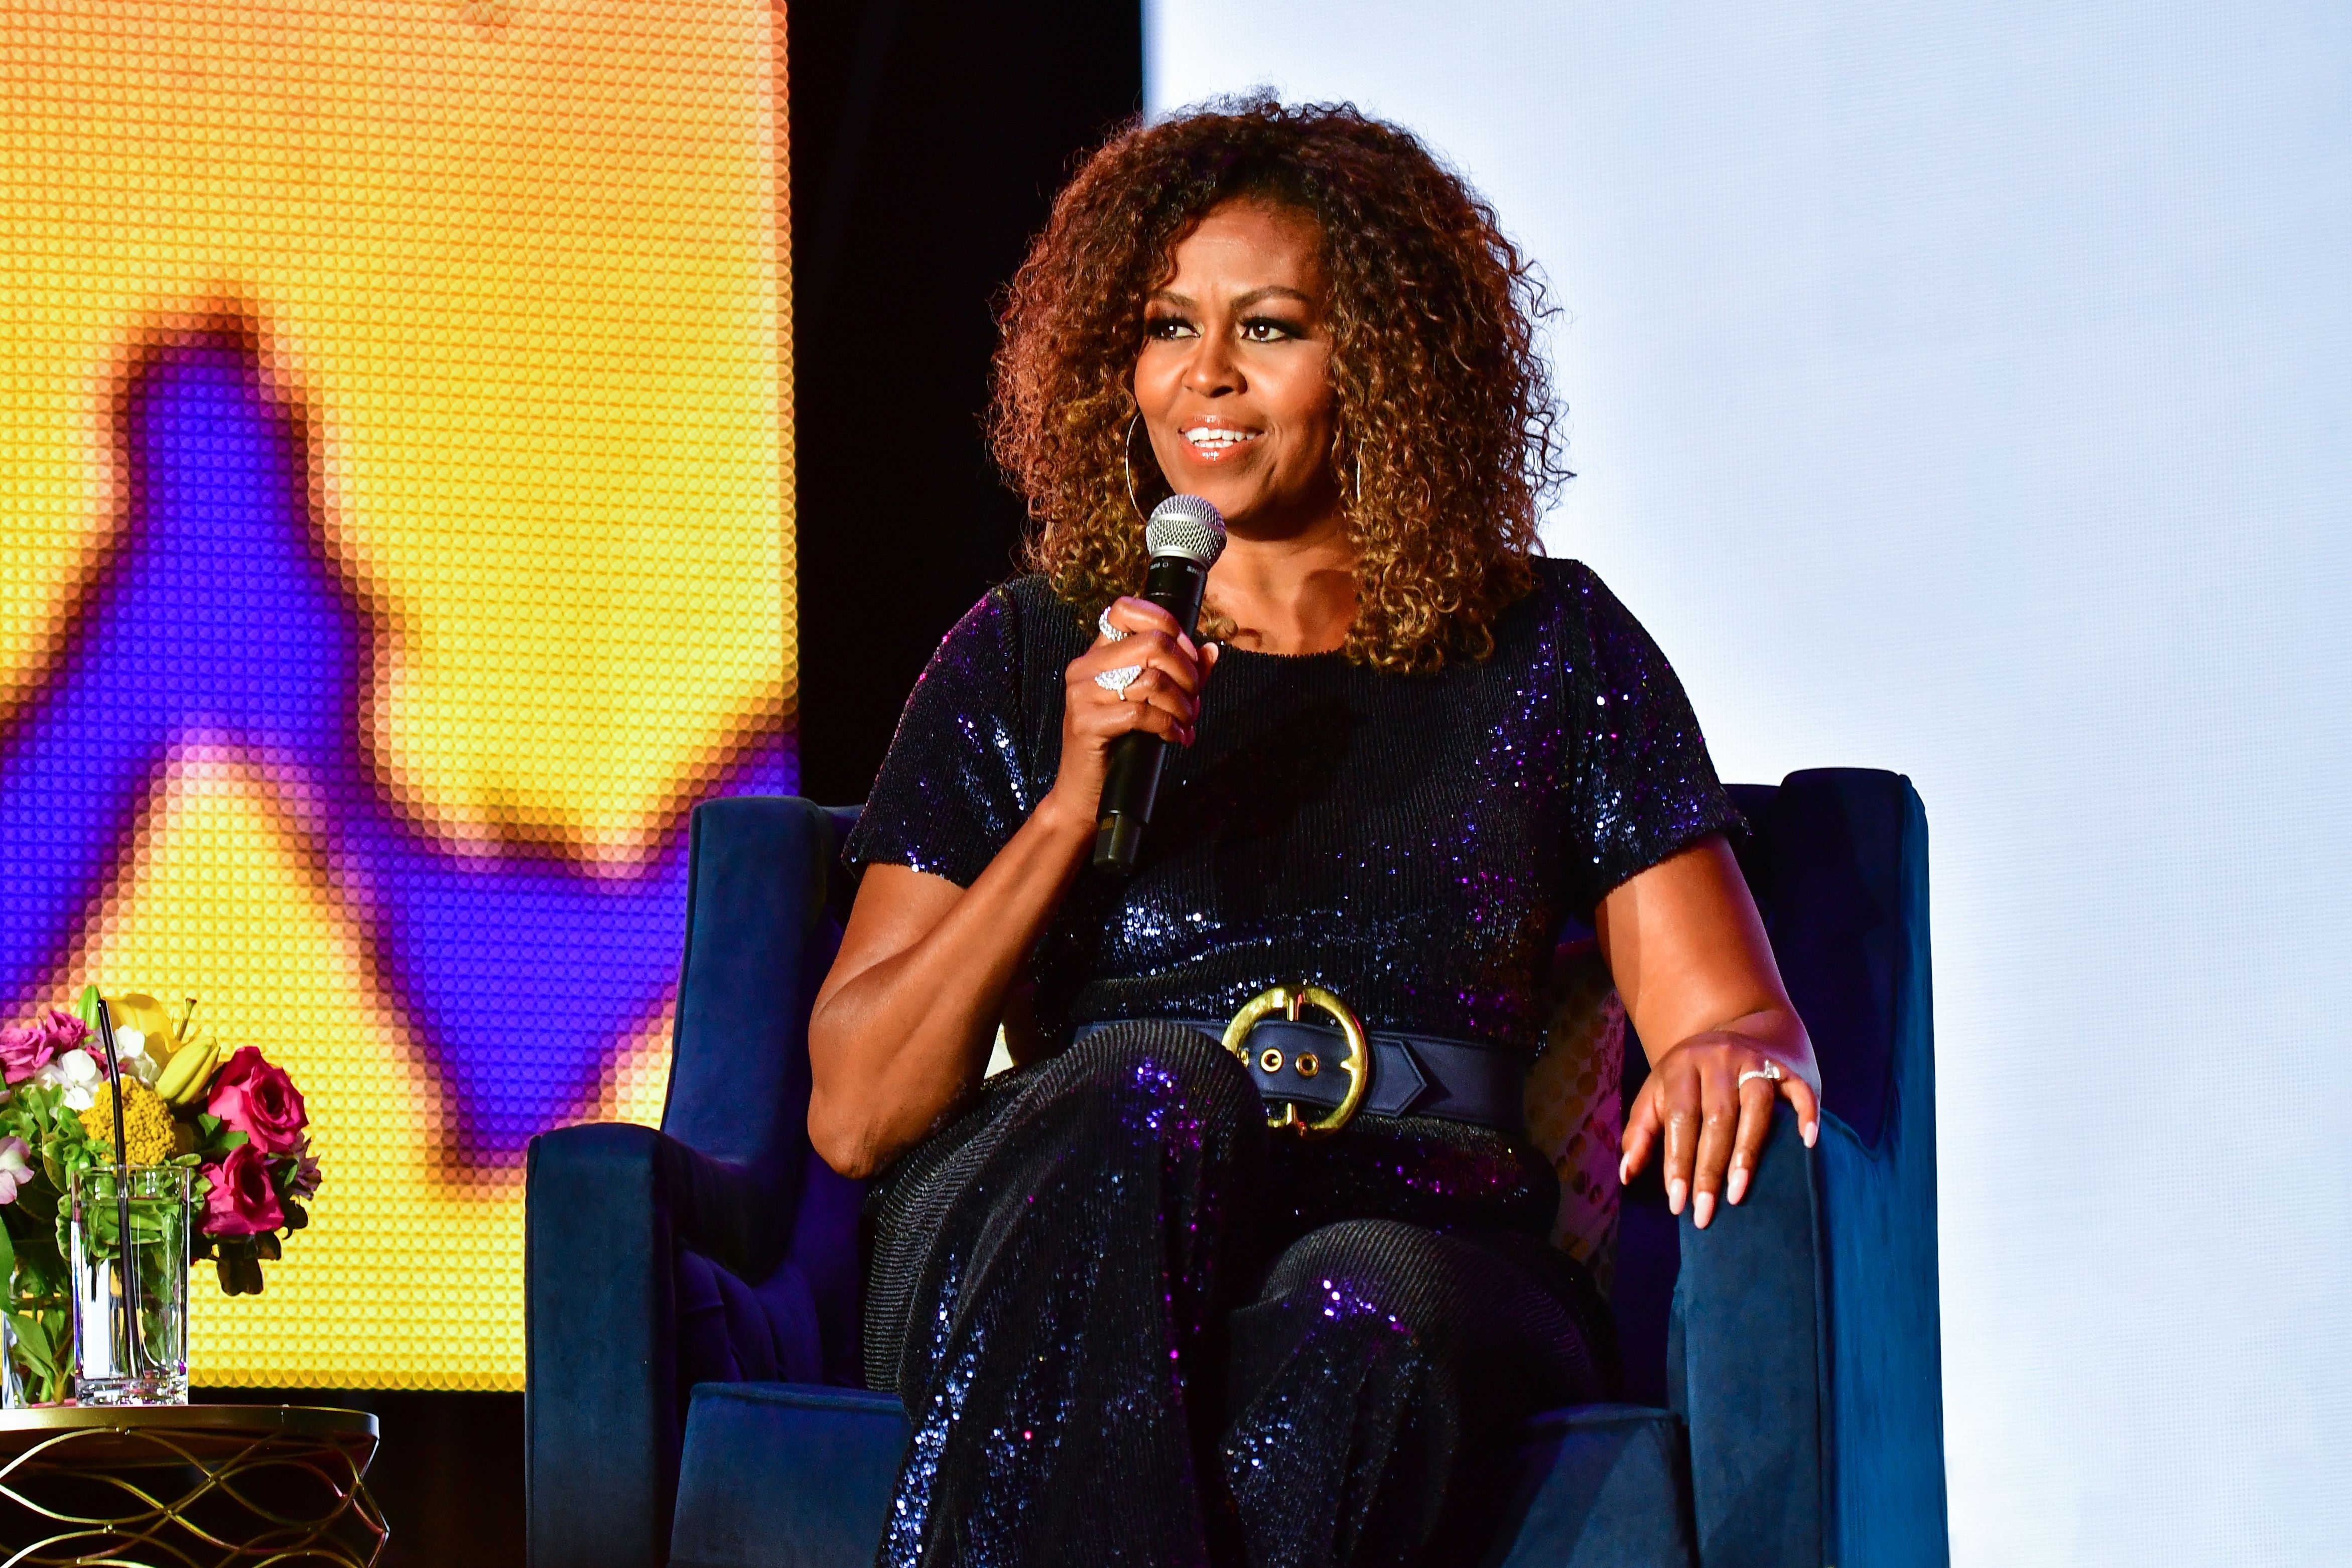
[[1184, 427, 1258, 449]]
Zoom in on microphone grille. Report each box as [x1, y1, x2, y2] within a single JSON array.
[[1145, 494, 1228, 566]]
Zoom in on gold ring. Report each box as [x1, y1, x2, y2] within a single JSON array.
[[1222, 983, 1369, 1139]]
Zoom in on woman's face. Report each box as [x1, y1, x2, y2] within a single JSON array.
[[1134, 199, 1342, 538]]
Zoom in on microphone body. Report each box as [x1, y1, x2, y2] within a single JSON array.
[[1093, 495, 1226, 873]]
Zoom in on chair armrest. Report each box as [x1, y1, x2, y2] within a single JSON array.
[[1669, 1102, 1825, 1568], [526, 1122, 796, 1568], [1673, 769, 1946, 1568]]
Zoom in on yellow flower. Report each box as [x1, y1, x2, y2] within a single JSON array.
[[78, 1079, 178, 1167]]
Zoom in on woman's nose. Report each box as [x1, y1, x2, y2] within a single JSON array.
[[1182, 330, 1242, 396]]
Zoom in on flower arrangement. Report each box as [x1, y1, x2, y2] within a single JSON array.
[[0, 987, 321, 1403]]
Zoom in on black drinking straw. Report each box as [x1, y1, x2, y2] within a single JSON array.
[[90, 996, 135, 1384]]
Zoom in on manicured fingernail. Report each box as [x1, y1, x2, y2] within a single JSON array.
[[1802, 1121, 1818, 1148], [1667, 1177, 1686, 1215], [1179, 635, 1197, 658], [1694, 1191, 1715, 1228], [1727, 1166, 1749, 1205]]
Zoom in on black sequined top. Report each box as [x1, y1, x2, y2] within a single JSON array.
[[847, 559, 1739, 1062]]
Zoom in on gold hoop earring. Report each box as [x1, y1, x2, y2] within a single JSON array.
[[1123, 411, 1158, 522]]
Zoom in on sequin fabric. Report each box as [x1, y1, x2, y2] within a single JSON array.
[[848, 560, 1734, 1564], [865, 1024, 1615, 1568], [847, 558, 1740, 1058]]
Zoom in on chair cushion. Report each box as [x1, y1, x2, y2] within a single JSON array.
[[1488, 1404, 1696, 1568], [670, 1384, 908, 1568], [667, 1384, 1691, 1568], [1523, 939, 1629, 1289], [675, 1246, 825, 1391]]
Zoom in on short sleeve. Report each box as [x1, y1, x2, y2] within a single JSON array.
[[843, 587, 1038, 888], [1564, 567, 1744, 909]]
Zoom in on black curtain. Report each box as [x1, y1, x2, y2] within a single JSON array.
[[789, 1, 1144, 805]]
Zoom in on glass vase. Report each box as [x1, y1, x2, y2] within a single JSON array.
[[5, 1232, 74, 1407], [68, 1164, 190, 1406]]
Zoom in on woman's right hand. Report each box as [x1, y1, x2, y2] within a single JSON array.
[[1047, 596, 1219, 822]]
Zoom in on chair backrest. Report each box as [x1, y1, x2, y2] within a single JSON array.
[[1729, 771, 1913, 1152], [1610, 767, 1930, 1402], [664, 772, 1932, 1399], [663, 796, 867, 1382]]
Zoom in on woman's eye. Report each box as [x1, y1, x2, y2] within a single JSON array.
[[1239, 317, 1300, 343], [1145, 316, 1196, 340]]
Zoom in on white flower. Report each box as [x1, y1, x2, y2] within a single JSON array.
[[111, 1026, 163, 1085], [54, 1048, 100, 1110]]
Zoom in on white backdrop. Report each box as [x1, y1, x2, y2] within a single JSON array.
[[1147, 4, 2351, 1561]]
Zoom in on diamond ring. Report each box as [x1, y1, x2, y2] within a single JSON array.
[[1093, 665, 1143, 698]]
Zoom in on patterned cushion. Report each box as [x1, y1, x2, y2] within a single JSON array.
[[1524, 939, 1625, 1290]]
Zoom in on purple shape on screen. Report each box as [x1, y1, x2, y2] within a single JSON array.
[[0, 323, 794, 1162]]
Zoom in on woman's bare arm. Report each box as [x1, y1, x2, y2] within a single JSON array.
[[808, 816, 1091, 1178], [808, 599, 1217, 1179], [1599, 835, 1821, 1229]]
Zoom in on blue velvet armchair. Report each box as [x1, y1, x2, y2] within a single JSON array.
[[526, 769, 1947, 1567]]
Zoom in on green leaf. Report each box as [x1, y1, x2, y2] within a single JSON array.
[[75, 985, 102, 1033], [7, 1311, 56, 1380], [195, 1114, 221, 1138]]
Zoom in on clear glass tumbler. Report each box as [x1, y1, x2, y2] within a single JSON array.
[[68, 1164, 190, 1405]]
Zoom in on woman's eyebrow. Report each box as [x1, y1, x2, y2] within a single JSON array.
[[1147, 285, 1315, 310], [1231, 286, 1314, 309]]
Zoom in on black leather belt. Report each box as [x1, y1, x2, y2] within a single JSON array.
[[1073, 983, 1526, 1138]]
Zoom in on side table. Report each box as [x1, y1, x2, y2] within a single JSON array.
[[0, 1404, 385, 1566]]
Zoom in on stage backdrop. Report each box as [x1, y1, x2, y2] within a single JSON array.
[[0, 2, 792, 1388], [1149, 5, 2351, 1563]]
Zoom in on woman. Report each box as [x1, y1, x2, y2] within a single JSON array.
[[809, 100, 1821, 1568]]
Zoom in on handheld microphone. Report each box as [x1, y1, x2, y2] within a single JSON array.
[[1092, 493, 1227, 874]]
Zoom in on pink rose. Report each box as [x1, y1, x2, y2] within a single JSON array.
[[0, 1008, 85, 1084], [0, 1023, 51, 1084], [200, 1143, 285, 1238], [41, 1008, 90, 1052], [206, 1047, 308, 1155]]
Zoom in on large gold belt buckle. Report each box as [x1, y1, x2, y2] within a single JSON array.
[[1223, 983, 1369, 1140]]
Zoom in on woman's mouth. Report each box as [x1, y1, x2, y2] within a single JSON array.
[[1180, 424, 1261, 463]]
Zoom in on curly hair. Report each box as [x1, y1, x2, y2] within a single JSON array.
[[990, 98, 1567, 671]]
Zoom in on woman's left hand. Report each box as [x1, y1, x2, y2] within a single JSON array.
[[1597, 835, 1824, 1232], [1619, 1032, 1820, 1229]]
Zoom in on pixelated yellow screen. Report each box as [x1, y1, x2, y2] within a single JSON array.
[[0, 1, 792, 1387]]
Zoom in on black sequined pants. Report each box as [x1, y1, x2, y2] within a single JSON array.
[[863, 1022, 1609, 1568]]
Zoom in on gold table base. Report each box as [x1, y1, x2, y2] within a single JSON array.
[[0, 1405, 384, 1567]]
